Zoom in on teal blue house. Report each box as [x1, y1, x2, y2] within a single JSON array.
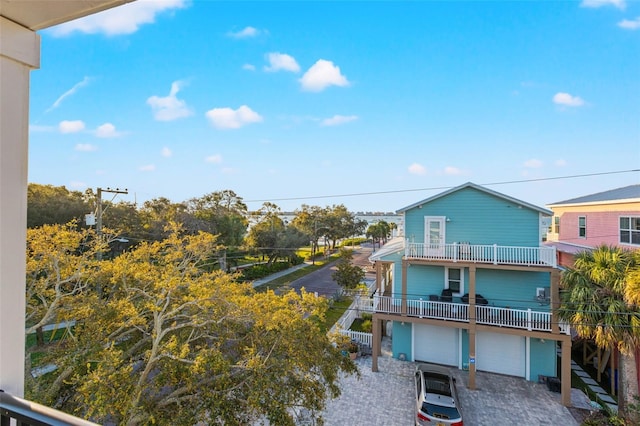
[[369, 182, 573, 406]]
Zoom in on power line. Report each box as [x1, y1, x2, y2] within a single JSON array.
[[244, 169, 640, 204]]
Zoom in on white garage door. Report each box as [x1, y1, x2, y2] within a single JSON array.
[[413, 324, 458, 366], [476, 331, 525, 377]]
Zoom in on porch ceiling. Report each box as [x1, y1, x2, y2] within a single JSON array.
[[1, 0, 133, 31]]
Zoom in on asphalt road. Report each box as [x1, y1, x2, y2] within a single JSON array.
[[286, 244, 376, 298]]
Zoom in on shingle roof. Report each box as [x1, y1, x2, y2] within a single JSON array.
[[548, 184, 640, 206]]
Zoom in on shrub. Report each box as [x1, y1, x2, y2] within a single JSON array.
[[241, 261, 291, 280], [361, 319, 372, 333]]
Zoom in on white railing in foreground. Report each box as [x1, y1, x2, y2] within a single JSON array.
[[373, 295, 568, 333], [336, 307, 357, 331], [405, 242, 557, 268], [339, 330, 373, 348]]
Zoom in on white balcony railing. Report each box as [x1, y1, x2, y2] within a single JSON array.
[[373, 295, 569, 334], [405, 242, 557, 268]]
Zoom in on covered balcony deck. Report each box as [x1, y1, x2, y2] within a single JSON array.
[[372, 295, 569, 334], [405, 242, 557, 268]]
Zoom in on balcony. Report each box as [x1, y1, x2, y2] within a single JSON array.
[[0, 390, 98, 426], [405, 242, 557, 268], [372, 295, 570, 334]]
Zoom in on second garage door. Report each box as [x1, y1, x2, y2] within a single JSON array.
[[413, 324, 458, 366], [476, 331, 526, 377]]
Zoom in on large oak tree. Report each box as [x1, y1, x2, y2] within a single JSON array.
[[27, 224, 356, 425]]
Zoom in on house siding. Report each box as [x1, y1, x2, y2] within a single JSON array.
[[404, 187, 542, 247], [556, 210, 640, 248], [475, 269, 551, 311], [530, 338, 557, 381], [392, 321, 412, 360], [403, 263, 550, 312]]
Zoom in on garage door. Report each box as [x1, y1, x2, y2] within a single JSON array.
[[413, 324, 458, 366], [476, 331, 525, 377]]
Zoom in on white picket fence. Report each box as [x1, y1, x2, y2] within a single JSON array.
[[332, 295, 374, 349]]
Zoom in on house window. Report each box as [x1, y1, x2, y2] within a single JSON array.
[[578, 216, 586, 238], [620, 217, 640, 246], [554, 216, 560, 234], [445, 268, 463, 296]]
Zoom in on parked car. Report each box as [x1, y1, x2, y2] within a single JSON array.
[[414, 363, 463, 426]]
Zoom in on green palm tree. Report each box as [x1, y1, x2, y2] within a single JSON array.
[[558, 245, 640, 421]]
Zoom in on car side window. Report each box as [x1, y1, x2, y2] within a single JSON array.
[[415, 372, 422, 396]]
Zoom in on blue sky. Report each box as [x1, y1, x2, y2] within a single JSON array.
[[28, 0, 640, 213]]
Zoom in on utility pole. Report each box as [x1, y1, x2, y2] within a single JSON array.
[[96, 187, 128, 260]]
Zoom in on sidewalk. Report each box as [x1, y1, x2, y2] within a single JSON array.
[[250, 261, 313, 288]]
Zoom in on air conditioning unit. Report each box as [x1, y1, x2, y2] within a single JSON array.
[[536, 287, 550, 304]]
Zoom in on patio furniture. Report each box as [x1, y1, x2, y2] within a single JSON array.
[[461, 293, 489, 305]]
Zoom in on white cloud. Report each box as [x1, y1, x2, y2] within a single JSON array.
[[205, 154, 223, 164], [95, 123, 121, 138], [147, 80, 193, 121], [227, 26, 262, 39], [444, 166, 463, 175], [408, 163, 427, 176], [140, 164, 156, 172], [553, 92, 585, 107], [205, 105, 263, 129], [299, 60, 350, 92], [50, 0, 189, 36], [618, 17, 640, 29], [75, 143, 98, 152], [264, 52, 300, 73], [320, 115, 358, 126], [555, 159, 567, 167], [161, 147, 172, 157], [581, 0, 626, 9], [243, 64, 256, 71], [69, 181, 87, 189], [46, 77, 91, 112], [59, 120, 85, 133], [221, 167, 236, 174], [524, 158, 543, 168]]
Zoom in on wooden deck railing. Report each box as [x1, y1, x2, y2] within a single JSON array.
[[405, 242, 557, 268]]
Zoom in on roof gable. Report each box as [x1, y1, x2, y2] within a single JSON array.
[[397, 182, 552, 216]]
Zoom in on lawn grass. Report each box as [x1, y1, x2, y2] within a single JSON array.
[[320, 297, 353, 333], [26, 328, 66, 349], [349, 318, 366, 332]]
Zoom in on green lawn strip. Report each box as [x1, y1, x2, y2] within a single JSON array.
[[321, 297, 353, 333]]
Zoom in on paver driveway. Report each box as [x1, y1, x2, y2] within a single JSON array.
[[320, 354, 579, 426]]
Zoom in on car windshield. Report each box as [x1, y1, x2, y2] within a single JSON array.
[[423, 374, 451, 396], [421, 402, 461, 420]]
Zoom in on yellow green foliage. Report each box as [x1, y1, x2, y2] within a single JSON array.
[[26, 224, 356, 425]]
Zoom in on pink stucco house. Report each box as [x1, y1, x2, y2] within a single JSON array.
[[545, 184, 640, 268]]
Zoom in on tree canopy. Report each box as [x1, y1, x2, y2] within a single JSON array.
[[558, 245, 640, 420], [26, 224, 356, 425], [331, 248, 365, 290]]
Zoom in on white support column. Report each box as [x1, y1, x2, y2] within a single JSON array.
[[0, 16, 40, 397]]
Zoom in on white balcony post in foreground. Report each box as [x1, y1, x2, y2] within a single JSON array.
[[0, 16, 40, 397]]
